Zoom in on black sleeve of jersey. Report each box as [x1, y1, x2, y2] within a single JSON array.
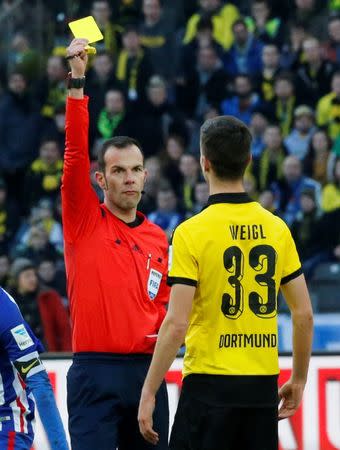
[[167, 276, 198, 287], [281, 267, 303, 285]]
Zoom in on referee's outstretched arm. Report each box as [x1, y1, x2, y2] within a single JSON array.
[[278, 274, 313, 420]]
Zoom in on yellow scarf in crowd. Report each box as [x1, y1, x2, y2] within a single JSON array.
[[116, 49, 144, 92]]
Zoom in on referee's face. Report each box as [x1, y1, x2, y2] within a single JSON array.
[[97, 144, 146, 211]]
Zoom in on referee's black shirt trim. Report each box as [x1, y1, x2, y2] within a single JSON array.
[[167, 276, 197, 287], [206, 192, 254, 206]]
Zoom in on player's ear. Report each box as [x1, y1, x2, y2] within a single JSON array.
[[200, 155, 210, 172], [95, 171, 108, 190]]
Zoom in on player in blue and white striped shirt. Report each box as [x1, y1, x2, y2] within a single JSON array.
[[0, 287, 68, 449]]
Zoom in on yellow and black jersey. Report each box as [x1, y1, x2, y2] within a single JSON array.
[[168, 192, 301, 378]]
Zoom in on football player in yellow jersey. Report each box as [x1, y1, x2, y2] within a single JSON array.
[[138, 116, 313, 450]]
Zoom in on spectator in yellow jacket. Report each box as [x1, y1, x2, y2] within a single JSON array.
[[322, 156, 340, 212], [183, 0, 239, 50], [316, 71, 340, 139]]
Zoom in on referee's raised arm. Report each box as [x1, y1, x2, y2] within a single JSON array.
[[65, 39, 88, 100], [61, 39, 100, 243]]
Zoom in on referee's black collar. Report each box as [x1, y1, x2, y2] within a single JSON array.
[[207, 192, 253, 205]]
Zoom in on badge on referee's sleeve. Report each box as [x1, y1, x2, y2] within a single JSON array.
[[147, 269, 162, 300]]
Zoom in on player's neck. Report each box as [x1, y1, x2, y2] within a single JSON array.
[[208, 178, 245, 195]]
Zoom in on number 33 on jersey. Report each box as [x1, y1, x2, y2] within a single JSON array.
[[167, 194, 302, 377]]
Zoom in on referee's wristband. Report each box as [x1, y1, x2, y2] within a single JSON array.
[[67, 72, 86, 89]]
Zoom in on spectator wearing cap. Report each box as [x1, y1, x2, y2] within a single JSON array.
[[295, 37, 337, 107], [222, 18, 263, 77], [115, 25, 153, 107], [183, 0, 240, 50], [316, 71, 340, 140], [221, 74, 260, 126], [8, 258, 71, 351], [271, 155, 322, 225], [24, 139, 63, 213], [284, 105, 316, 160]]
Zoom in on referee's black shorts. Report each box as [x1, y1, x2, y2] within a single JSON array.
[[169, 374, 278, 450], [67, 352, 169, 450]]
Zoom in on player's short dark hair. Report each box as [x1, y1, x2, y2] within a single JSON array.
[[200, 116, 252, 180], [97, 136, 144, 171]]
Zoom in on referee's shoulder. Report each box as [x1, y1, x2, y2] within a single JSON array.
[[144, 216, 169, 240]]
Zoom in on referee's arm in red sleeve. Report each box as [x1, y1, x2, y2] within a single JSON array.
[[61, 39, 101, 242]]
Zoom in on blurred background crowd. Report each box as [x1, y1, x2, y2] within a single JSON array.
[[0, 0, 340, 352]]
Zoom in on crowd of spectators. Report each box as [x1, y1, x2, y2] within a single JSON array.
[[0, 0, 340, 350]]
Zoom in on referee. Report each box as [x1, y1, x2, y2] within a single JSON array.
[[138, 115, 314, 449], [62, 39, 169, 450]]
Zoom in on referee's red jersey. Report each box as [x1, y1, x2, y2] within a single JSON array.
[[61, 96, 170, 353]]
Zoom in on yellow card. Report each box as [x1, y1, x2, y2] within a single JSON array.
[[68, 16, 103, 44]]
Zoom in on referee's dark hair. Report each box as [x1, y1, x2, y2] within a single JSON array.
[[97, 136, 144, 172], [200, 116, 252, 180]]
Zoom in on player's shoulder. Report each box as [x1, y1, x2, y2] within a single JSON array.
[[254, 203, 292, 237], [0, 287, 21, 332], [170, 213, 202, 241], [263, 202, 290, 222], [0, 287, 18, 309]]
